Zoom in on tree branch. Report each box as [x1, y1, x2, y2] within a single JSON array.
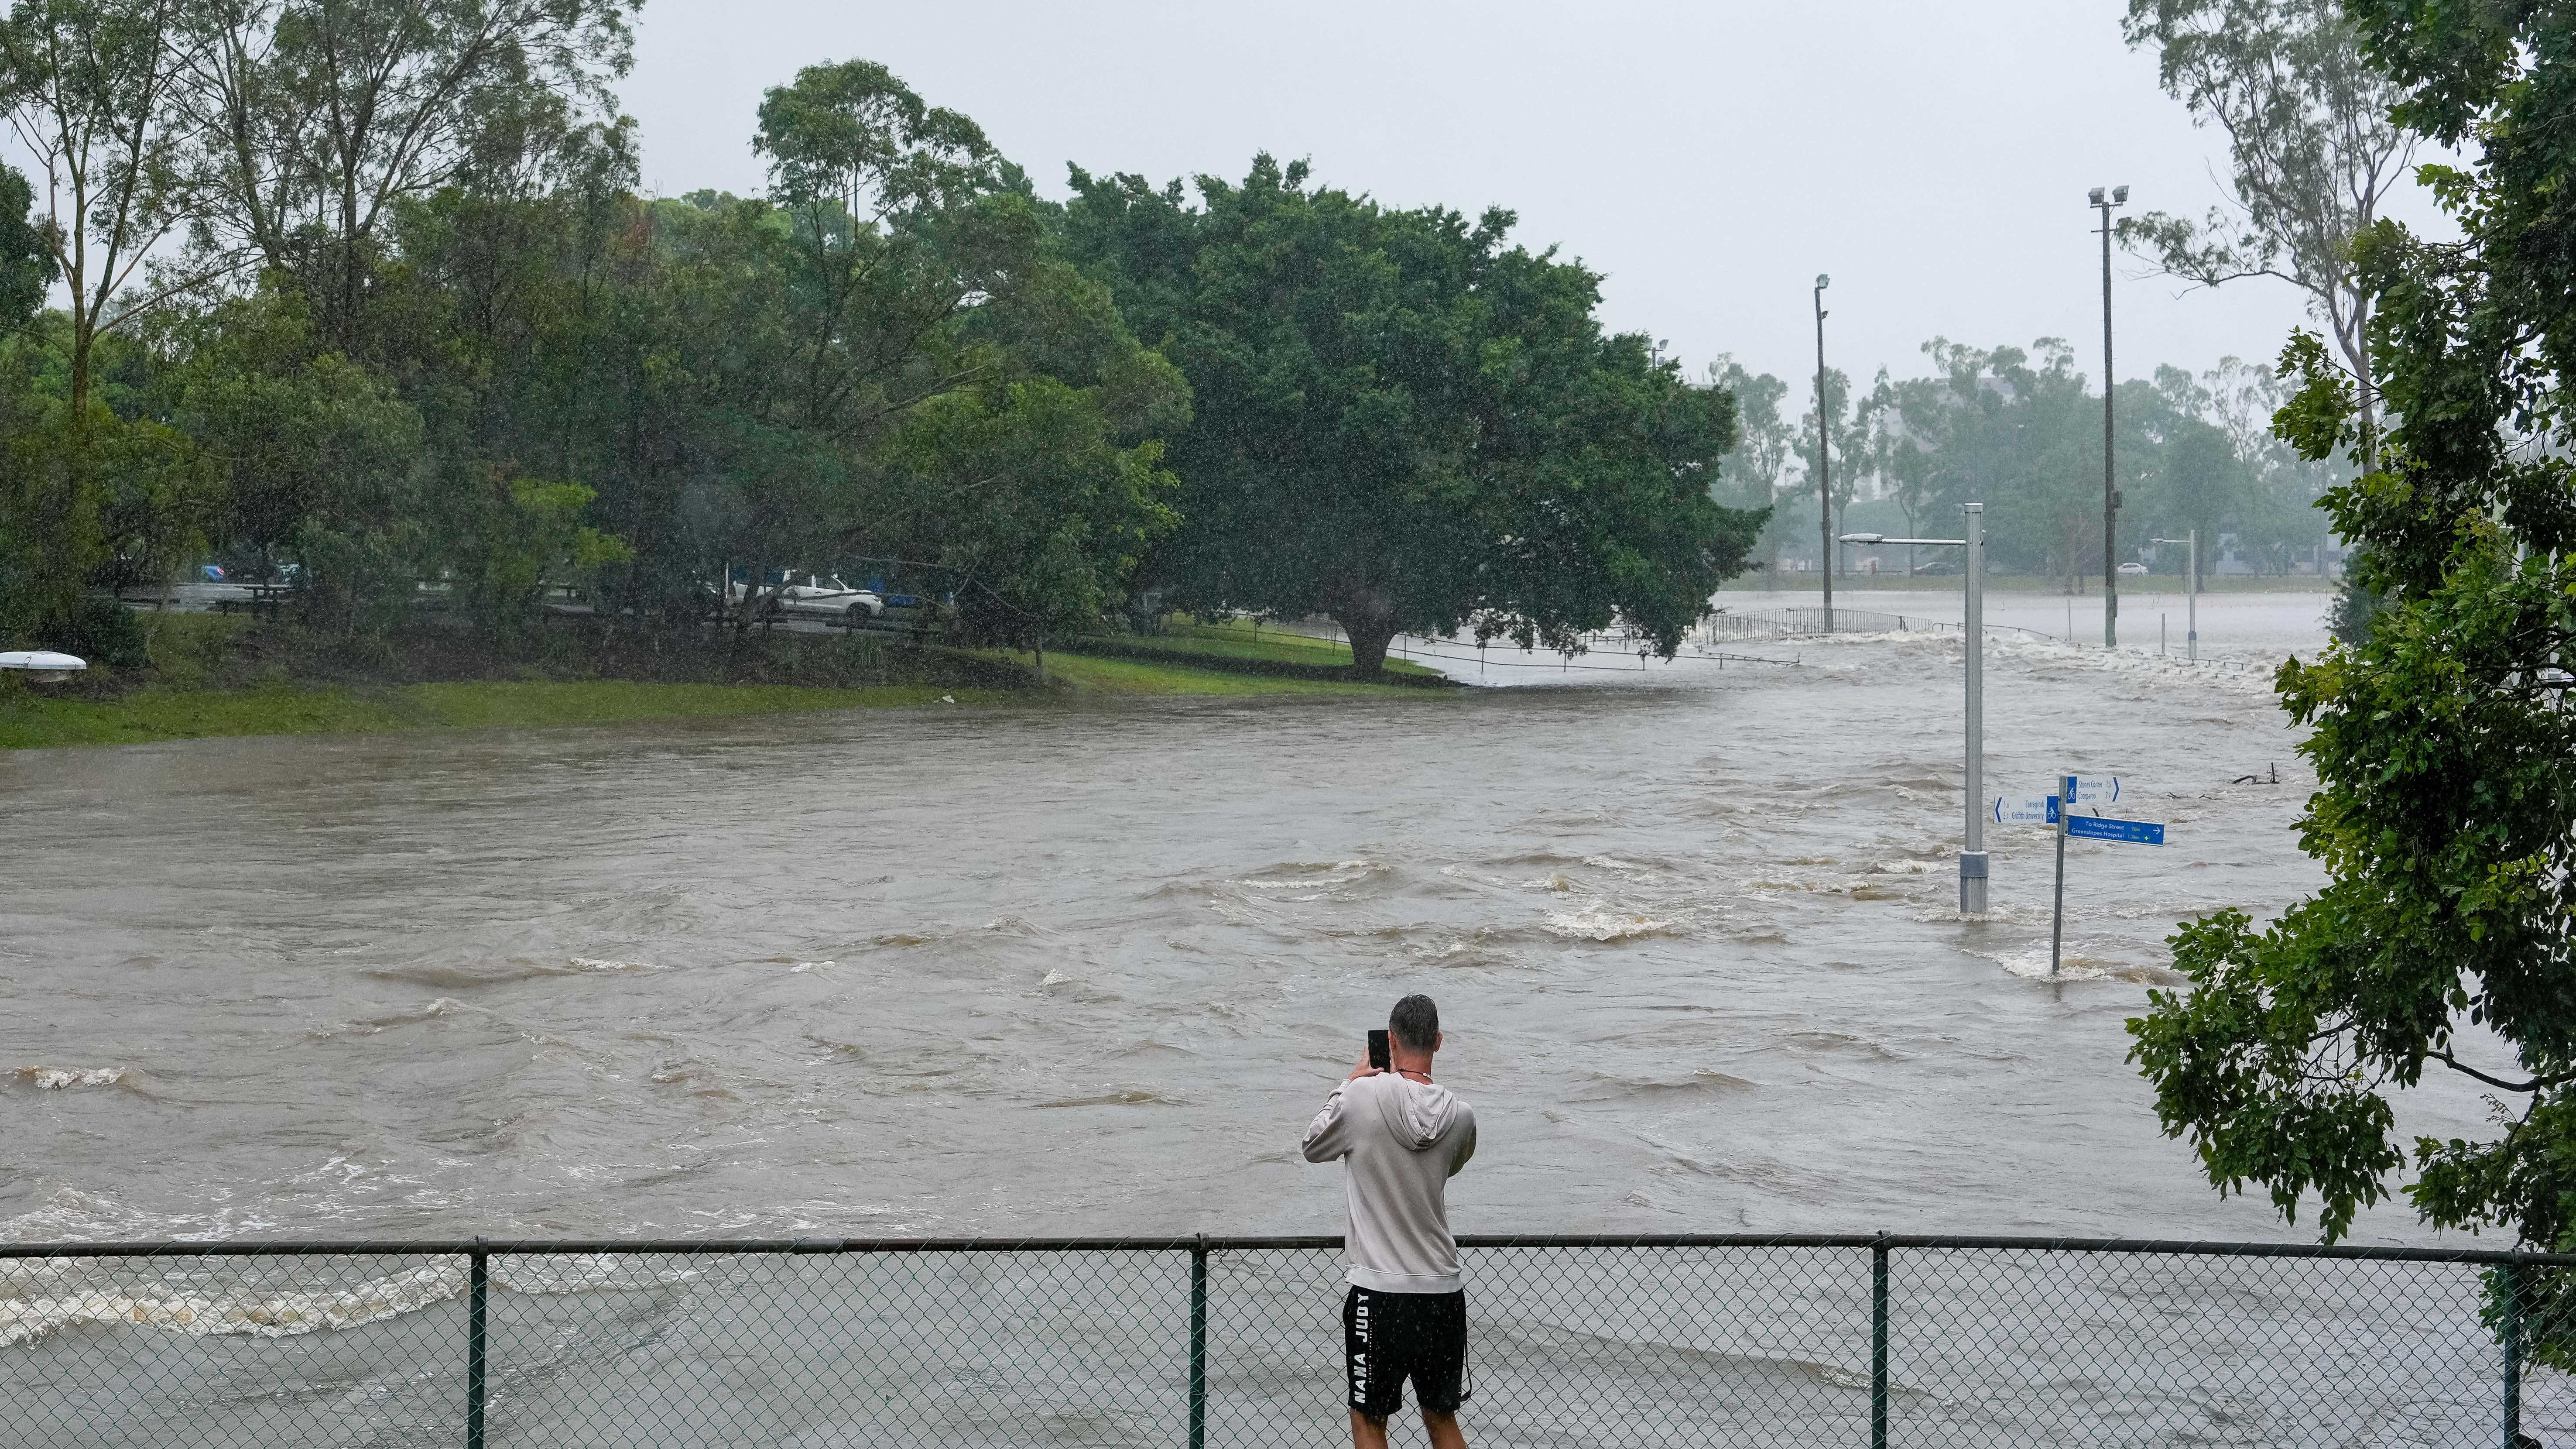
[[2433, 1051, 2576, 1095]]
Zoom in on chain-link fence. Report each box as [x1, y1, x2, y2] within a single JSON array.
[[1, 1234, 2563, 1448]]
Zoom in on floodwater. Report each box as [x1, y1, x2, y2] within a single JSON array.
[[0, 591, 2499, 1245]]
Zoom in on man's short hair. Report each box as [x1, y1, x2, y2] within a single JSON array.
[[1389, 995, 1440, 1053]]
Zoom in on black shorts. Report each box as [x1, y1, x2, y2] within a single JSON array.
[[1343, 1286, 1467, 1417]]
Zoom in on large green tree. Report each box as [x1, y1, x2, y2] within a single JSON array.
[[1707, 357, 1798, 574], [2119, 0, 2413, 468], [175, 0, 639, 352], [0, 0, 212, 631], [355, 60, 1181, 646], [2128, 0, 2576, 1356], [1882, 339, 2117, 587], [1065, 155, 1764, 675]]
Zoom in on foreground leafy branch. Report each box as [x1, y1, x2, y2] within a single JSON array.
[[2127, 0, 2576, 1366]]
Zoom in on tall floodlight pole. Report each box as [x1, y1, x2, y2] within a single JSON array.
[[2090, 185, 2127, 648], [1841, 504, 1989, 913], [1814, 274, 1833, 632]]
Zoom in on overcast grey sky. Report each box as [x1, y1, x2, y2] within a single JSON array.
[[623, 0, 2434, 400]]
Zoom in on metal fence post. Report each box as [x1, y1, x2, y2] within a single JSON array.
[[466, 1238, 488, 1449], [1189, 1234, 1209, 1449], [2502, 1260, 2523, 1449], [1870, 1233, 1891, 1449]]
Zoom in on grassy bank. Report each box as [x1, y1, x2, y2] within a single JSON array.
[[1024, 651, 1429, 697], [0, 613, 1440, 750], [0, 679, 1014, 750], [1079, 619, 1447, 677]]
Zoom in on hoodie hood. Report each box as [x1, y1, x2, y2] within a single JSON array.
[[1369, 1073, 1463, 1151]]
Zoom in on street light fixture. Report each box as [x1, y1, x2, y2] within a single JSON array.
[[2090, 185, 2128, 649], [1840, 501, 1990, 913], [2153, 531, 2198, 659], [1813, 274, 1833, 633]]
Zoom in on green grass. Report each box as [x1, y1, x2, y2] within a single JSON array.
[[0, 653, 1429, 750], [0, 679, 1011, 750], [404, 680, 1001, 728], [1079, 618, 1445, 676], [0, 685, 420, 749], [1034, 651, 1427, 697]]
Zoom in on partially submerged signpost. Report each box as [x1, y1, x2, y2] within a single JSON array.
[[2047, 774, 2162, 976], [1992, 775, 2170, 975]]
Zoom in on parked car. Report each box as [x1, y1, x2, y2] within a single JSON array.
[[2117, 562, 2149, 575], [723, 572, 885, 625]]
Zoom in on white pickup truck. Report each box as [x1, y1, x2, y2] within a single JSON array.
[[720, 573, 885, 625]]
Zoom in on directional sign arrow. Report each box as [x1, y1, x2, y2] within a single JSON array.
[[1992, 795, 2061, 826], [2067, 776, 2121, 805], [2066, 815, 2165, 846]]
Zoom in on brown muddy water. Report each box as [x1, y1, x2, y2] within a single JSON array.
[[0, 594, 2502, 1245]]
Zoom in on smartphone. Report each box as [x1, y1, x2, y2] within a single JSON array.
[[1367, 1029, 1391, 1072]]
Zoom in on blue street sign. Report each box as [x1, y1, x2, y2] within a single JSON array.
[[2066, 815, 2166, 846], [1992, 795, 2061, 826]]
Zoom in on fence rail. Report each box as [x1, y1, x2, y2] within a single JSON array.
[[1, 1234, 2560, 1448], [1701, 608, 2066, 642]]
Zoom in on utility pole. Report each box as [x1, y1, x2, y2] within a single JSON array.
[[1814, 274, 1833, 633], [2090, 185, 2127, 648]]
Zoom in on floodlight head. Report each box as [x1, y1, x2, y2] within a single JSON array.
[[2114, 185, 2130, 204], [2088, 187, 2105, 206], [1815, 274, 1830, 291], [1838, 533, 1885, 545]]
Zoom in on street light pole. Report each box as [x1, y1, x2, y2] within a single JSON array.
[[1840, 505, 1988, 914], [2155, 529, 2198, 660], [2090, 185, 2127, 649], [1814, 274, 1833, 633], [1962, 503, 1986, 913]]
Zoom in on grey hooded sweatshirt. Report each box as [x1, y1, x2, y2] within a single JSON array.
[[1302, 1072, 1477, 1293]]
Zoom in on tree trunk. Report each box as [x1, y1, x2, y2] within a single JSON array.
[[1333, 587, 1399, 679]]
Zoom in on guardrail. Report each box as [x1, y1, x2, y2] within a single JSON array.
[[0, 1234, 2558, 1447]]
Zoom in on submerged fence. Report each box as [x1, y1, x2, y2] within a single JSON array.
[[2, 1234, 2564, 1448], [1702, 608, 2062, 642]]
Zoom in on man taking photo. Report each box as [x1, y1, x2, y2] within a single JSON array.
[[1301, 994, 1478, 1449]]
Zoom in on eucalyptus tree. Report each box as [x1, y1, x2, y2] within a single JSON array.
[[1793, 365, 1862, 574], [2129, 1, 2576, 1360], [1888, 339, 2106, 585], [2117, 0, 2412, 468], [713, 60, 1050, 627], [173, 0, 639, 352], [1865, 372, 1942, 573], [0, 0, 213, 628], [1708, 357, 1798, 574]]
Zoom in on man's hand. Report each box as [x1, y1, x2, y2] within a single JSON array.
[[1346, 1055, 1383, 1082]]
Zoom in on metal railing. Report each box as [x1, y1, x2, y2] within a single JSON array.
[[0, 1233, 2562, 1447], [1704, 608, 2064, 643]]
